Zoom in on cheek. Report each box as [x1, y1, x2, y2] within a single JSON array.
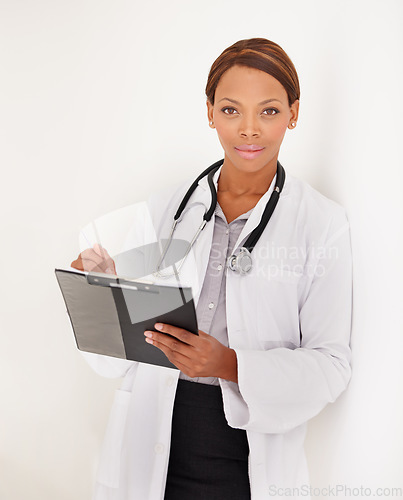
[[215, 131, 236, 155], [214, 121, 234, 144], [263, 119, 289, 141]]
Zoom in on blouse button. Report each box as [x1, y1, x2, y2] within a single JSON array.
[[208, 302, 215, 309], [217, 264, 223, 271]]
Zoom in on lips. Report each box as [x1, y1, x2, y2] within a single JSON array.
[[235, 144, 264, 152], [234, 145, 265, 160]]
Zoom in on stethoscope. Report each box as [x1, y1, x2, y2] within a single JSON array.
[[153, 158, 285, 278]]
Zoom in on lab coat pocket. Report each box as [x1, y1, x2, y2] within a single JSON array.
[[96, 388, 131, 488]]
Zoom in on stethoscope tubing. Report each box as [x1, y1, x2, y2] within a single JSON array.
[[154, 159, 285, 278]]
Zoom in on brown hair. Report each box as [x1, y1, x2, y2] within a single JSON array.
[[205, 38, 300, 108]]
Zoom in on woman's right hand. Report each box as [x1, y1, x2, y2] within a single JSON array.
[[71, 243, 117, 274]]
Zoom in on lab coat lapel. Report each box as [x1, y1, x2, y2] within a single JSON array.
[[173, 164, 279, 303], [203, 164, 279, 252], [232, 172, 279, 252]]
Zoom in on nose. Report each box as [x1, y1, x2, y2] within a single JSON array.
[[239, 113, 260, 138]]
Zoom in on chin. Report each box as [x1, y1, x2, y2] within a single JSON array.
[[231, 156, 270, 173]]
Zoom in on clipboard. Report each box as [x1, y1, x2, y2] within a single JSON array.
[[55, 268, 198, 369]]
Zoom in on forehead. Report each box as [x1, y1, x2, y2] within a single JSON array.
[[215, 65, 287, 102]]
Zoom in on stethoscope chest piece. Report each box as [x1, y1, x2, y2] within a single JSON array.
[[227, 247, 253, 275]]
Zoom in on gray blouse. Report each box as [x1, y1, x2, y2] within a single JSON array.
[[179, 200, 254, 386]]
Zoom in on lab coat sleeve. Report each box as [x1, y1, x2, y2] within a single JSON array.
[[221, 209, 353, 434], [74, 219, 147, 378], [73, 187, 180, 379], [79, 350, 135, 379]]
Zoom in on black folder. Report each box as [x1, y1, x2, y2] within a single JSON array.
[[55, 268, 198, 369]]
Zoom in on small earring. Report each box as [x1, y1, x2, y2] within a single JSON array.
[[291, 122, 296, 127], [209, 121, 214, 126]]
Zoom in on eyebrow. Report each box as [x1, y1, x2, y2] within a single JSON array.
[[218, 97, 283, 105]]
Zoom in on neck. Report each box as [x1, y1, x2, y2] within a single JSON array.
[[217, 157, 278, 197]]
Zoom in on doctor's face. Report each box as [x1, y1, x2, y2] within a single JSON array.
[[207, 64, 299, 177]]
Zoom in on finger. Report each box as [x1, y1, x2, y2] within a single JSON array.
[[93, 243, 107, 259], [92, 246, 116, 273], [147, 336, 207, 379], [145, 334, 193, 368], [75, 257, 108, 273], [98, 256, 116, 274], [83, 260, 109, 273], [71, 256, 91, 271], [71, 258, 84, 271], [80, 248, 104, 264], [71, 256, 115, 274], [154, 323, 197, 346], [146, 331, 192, 356], [93, 243, 114, 266], [79, 249, 116, 273]]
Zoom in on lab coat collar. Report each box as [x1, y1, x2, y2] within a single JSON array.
[[196, 163, 283, 251]]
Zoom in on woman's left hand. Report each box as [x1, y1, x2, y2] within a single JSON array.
[[144, 323, 238, 383]]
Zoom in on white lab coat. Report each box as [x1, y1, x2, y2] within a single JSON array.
[[81, 164, 353, 500]]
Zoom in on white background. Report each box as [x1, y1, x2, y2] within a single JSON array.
[[1, 1, 402, 499]]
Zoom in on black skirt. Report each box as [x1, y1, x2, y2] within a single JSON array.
[[164, 379, 251, 500]]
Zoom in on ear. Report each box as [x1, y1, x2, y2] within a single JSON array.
[[290, 99, 299, 122], [206, 99, 214, 123]]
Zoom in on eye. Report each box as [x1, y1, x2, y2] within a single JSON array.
[[221, 107, 238, 115], [262, 108, 279, 116]]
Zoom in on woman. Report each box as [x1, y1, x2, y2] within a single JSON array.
[[72, 38, 353, 500]]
